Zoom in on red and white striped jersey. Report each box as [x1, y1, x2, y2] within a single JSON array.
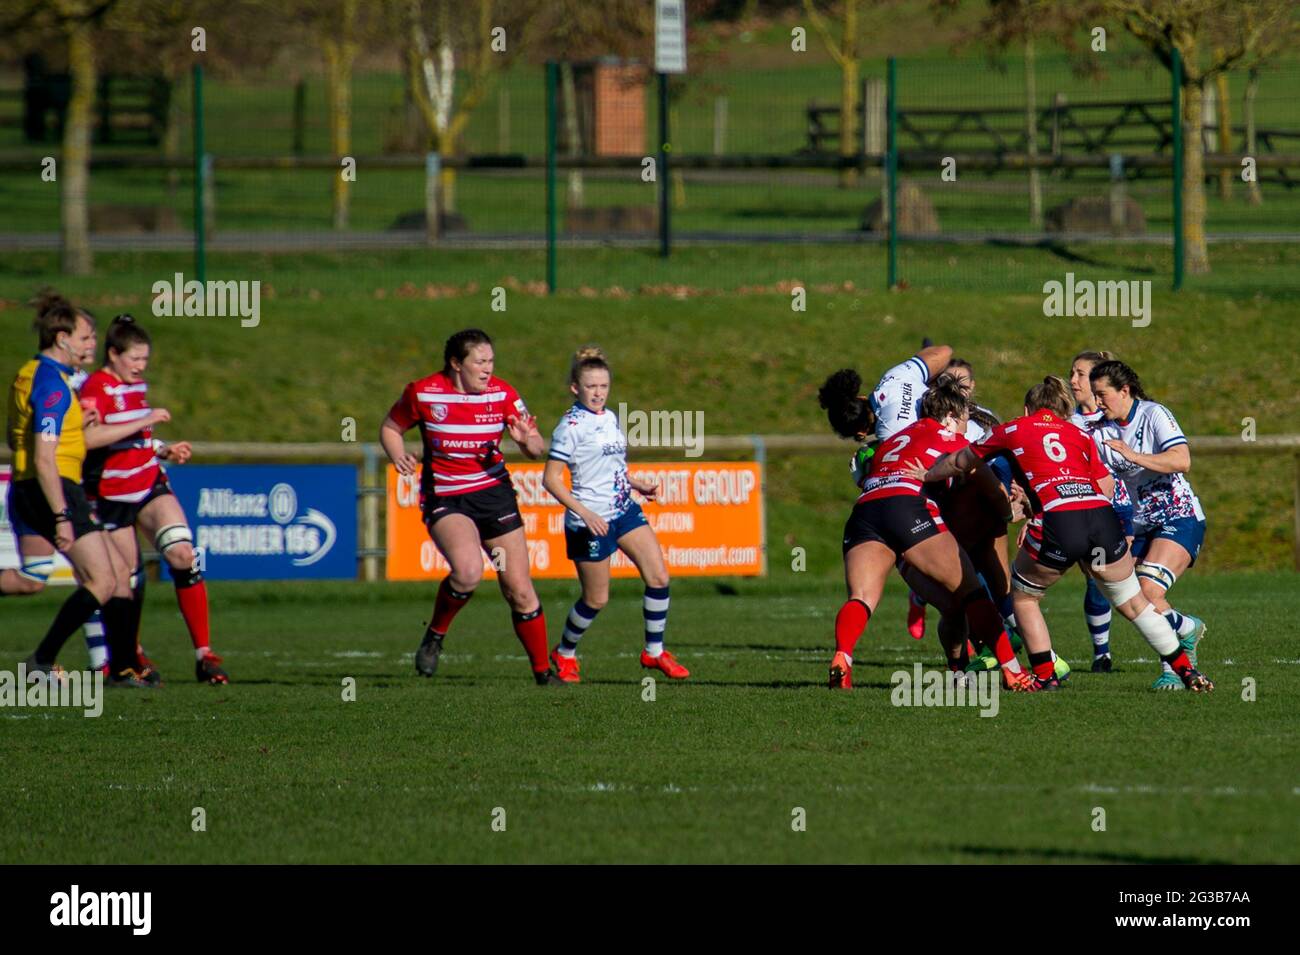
[[80, 369, 159, 502], [387, 372, 529, 498], [858, 417, 969, 504], [977, 411, 1111, 515]]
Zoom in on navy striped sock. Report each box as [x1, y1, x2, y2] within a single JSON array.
[[643, 585, 670, 655], [559, 599, 599, 655]]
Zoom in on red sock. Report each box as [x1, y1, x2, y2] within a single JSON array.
[[834, 599, 870, 657], [963, 594, 1015, 666], [512, 606, 550, 672], [175, 580, 211, 653], [1164, 650, 1192, 675], [430, 578, 474, 635]]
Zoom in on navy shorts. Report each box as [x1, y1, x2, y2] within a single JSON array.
[[565, 502, 649, 562], [1131, 516, 1206, 566]]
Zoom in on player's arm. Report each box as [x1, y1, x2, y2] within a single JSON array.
[[916, 344, 953, 381], [1102, 440, 1190, 475], [541, 458, 607, 535], [916, 445, 980, 484], [507, 417, 544, 459], [379, 415, 418, 476], [83, 408, 170, 449]]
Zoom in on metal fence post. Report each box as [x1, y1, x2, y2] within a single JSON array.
[[545, 61, 557, 294], [1172, 48, 1184, 291], [192, 63, 205, 286], [886, 56, 898, 290], [658, 71, 670, 259]]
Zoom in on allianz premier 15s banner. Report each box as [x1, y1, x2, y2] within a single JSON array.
[[386, 462, 764, 580], [166, 465, 357, 580]]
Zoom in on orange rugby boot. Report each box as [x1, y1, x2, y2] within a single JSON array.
[[640, 648, 690, 679], [549, 647, 581, 684]]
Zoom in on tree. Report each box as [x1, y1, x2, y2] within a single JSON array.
[[401, 0, 541, 219], [1103, 0, 1300, 273], [801, 0, 862, 187]]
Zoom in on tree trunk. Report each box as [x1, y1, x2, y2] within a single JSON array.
[[1244, 67, 1261, 206], [1214, 67, 1231, 201], [561, 61, 583, 209], [326, 0, 358, 231], [1181, 78, 1210, 274], [61, 18, 94, 276], [1025, 37, 1042, 230], [837, 0, 859, 188]]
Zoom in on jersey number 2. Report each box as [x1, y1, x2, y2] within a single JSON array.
[[880, 434, 911, 463]]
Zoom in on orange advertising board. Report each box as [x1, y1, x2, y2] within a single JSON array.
[[385, 462, 764, 580]]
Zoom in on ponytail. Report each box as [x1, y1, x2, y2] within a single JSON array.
[[1024, 375, 1073, 418], [818, 369, 875, 440]]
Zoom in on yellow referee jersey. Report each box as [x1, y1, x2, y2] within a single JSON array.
[[6, 355, 86, 482]]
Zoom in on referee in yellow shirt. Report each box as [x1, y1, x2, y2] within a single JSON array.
[[6, 298, 137, 681]]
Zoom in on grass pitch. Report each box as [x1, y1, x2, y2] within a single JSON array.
[[2, 572, 1295, 864]]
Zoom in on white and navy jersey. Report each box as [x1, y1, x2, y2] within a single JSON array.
[[1070, 405, 1132, 513], [964, 404, 999, 444], [548, 402, 635, 530], [1093, 399, 1203, 532], [869, 354, 931, 441]]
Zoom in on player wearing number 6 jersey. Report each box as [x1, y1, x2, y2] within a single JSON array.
[[1089, 360, 1207, 691], [541, 346, 688, 683], [381, 328, 564, 686], [915, 376, 1212, 693], [819, 372, 1034, 692]]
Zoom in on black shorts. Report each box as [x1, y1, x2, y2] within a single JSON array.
[[423, 480, 523, 542], [92, 472, 173, 531], [8, 477, 101, 543], [1023, 505, 1129, 571], [843, 495, 946, 555]]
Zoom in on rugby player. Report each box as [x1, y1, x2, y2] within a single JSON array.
[[541, 346, 688, 683], [381, 328, 565, 686], [81, 315, 229, 685], [1090, 360, 1208, 691]]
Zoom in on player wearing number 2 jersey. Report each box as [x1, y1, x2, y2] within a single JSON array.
[[819, 371, 1034, 692], [1090, 360, 1207, 691], [919, 376, 1212, 693]]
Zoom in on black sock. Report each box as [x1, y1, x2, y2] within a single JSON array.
[[33, 588, 102, 665], [127, 566, 146, 650], [102, 596, 139, 673]]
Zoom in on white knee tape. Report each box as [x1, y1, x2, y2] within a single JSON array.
[[155, 523, 193, 554], [1133, 604, 1179, 655], [1136, 561, 1176, 592], [1096, 572, 1141, 607], [1011, 571, 1047, 599], [19, 555, 55, 584]]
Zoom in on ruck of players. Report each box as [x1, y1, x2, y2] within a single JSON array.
[[818, 340, 1211, 694]]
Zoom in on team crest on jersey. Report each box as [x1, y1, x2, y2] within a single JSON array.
[[431, 403, 449, 422]]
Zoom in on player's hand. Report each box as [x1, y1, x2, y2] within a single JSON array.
[[54, 521, 74, 553], [165, 441, 193, 464], [79, 399, 99, 427], [150, 408, 172, 426], [1016, 522, 1030, 549], [1103, 438, 1135, 461], [393, 451, 419, 476], [633, 477, 660, 500], [506, 414, 538, 444], [901, 458, 930, 483], [582, 509, 609, 537]]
